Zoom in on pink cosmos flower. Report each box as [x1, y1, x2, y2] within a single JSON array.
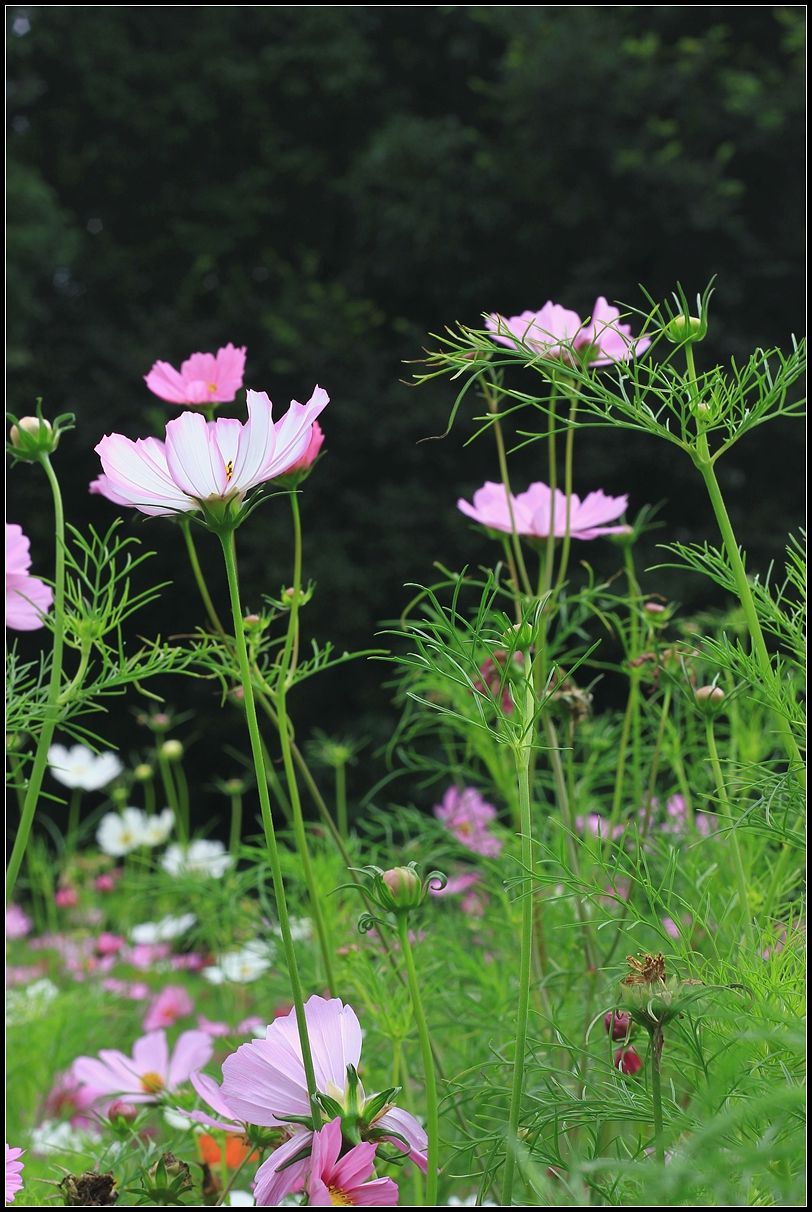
[[474, 649, 524, 715], [55, 887, 79, 909], [5, 1144, 24, 1204], [145, 343, 247, 407], [486, 296, 650, 365], [73, 1029, 212, 1103], [186, 1071, 245, 1135], [92, 387, 328, 518], [95, 933, 126, 957], [6, 964, 48, 986], [143, 985, 195, 1031], [280, 420, 325, 479], [575, 814, 625, 842], [434, 786, 504, 857], [458, 481, 628, 541], [221, 996, 427, 1206], [45, 1066, 109, 1129], [94, 872, 119, 893], [6, 903, 32, 939], [5, 524, 53, 631], [306, 1118, 398, 1207]]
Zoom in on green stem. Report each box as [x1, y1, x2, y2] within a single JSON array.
[[276, 493, 336, 994], [544, 385, 559, 594], [551, 393, 579, 595], [483, 378, 533, 598], [67, 789, 82, 853], [639, 685, 672, 839], [501, 743, 534, 1207], [693, 442, 803, 783], [335, 761, 348, 841], [651, 1031, 665, 1164], [181, 518, 226, 634], [397, 915, 439, 1206], [158, 753, 186, 845], [229, 792, 243, 854], [142, 775, 156, 816], [218, 526, 321, 1127], [705, 715, 754, 947], [7, 454, 67, 901]]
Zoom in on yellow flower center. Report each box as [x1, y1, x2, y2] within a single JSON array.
[[225, 460, 234, 482], [208, 382, 218, 393], [140, 1071, 165, 1094], [328, 1187, 354, 1207]]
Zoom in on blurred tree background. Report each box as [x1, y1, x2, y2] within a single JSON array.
[[6, 6, 805, 824]]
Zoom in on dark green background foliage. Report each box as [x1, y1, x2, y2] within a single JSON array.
[[7, 6, 805, 816]]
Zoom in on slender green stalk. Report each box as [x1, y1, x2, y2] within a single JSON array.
[[173, 760, 191, 832], [482, 377, 533, 597], [218, 527, 321, 1126], [691, 382, 802, 783], [181, 517, 226, 634], [157, 752, 186, 844], [142, 775, 156, 816], [335, 760, 348, 840], [229, 790, 243, 854], [650, 1031, 665, 1164], [7, 455, 67, 901], [397, 915, 439, 1206], [705, 715, 754, 947], [277, 493, 336, 994], [550, 392, 579, 595], [544, 384, 559, 593], [639, 685, 673, 839], [501, 742, 534, 1207], [67, 789, 82, 853]]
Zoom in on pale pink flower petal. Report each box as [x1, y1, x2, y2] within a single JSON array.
[[6, 524, 53, 631], [253, 1131, 311, 1206]]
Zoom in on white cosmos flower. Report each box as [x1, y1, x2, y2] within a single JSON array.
[[29, 1119, 96, 1156], [202, 940, 274, 985], [130, 912, 197, 945], [48, 743, 123, 791], [228, 1194, 256, 1207], [140, 808, 175, 847], [161, 839, 234, 879], [6, 978, 60, 1026], [272, 916, 312, 943], [96, 808, 147, 856]]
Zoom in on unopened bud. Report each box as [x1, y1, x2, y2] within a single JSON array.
[[695, 684, 725, 704], [382, 866, 423, 909], [604, 1009, 632, 1040], [160, 739, 183, 761], [133, 763, 153, 782], [664, 315, 704, 343], [9, 414, 60, 459], [644, 601, 666, 615]]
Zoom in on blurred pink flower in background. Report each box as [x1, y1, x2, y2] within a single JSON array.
[[73, 1029, 212, 1102], [145, 343, 246, 407], [143, 985, 195, 1031], [474, 649, 524, 715], [306, 1118, 399, 1207], [486, 296, 650, 365], [458, 481, 628, 541], [5, 524, 53, 631], [434, 786, 504, 857], [92, 387, 328, 517], [6, 904, 32, 939], [55, 887, 79, 909], [45, 1066, 108, 1129]]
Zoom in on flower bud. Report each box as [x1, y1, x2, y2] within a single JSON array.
[[160, 739, 183, 761], [9, 414, 59, 459], [614, 1046, 643, 1076], [604, 1010, 632, 1040], [695, 684, 725, 705], [644, 601, 666, 615], [382, 866, 423, 910], [664, 314, 705, 344], [133, 763, 154, 782]]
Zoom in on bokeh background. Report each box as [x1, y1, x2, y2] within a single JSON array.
[[7, 6, 805, 822]]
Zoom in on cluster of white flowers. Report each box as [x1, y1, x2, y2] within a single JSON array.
[[130, 912, 197, 945], [6, 978, 60, 1026], [202, 939, 275, 985], [161, 839, 234, 879], [47, 743, 123, 791], [96, 807, 175, 856]]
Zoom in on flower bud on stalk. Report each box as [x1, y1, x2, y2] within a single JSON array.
[[359, 862, 447, 917], [664, 314, 706, 344], [695, 684, 726, 715], [160, 739, 184, 761]]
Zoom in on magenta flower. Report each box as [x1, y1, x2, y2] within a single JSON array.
[[145, 343, 246, 407], [5, 1144, 24, 1204], [6, 903, 32, 940], [93, 387, 328, 518], [142, 985, 195, 1032], [221, 996, 427, 1206], [306, 1118, 398, 1207], [5, 524, 53, 631], [73, 1029, 212, 1103], [434, 786, 503, 857], [614, 1047, 643, 1076], [486, 296, 650, 365], [474, 649, 524, 715], [604, 1011, 632, 1041], [458, 481, 628, 541]]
